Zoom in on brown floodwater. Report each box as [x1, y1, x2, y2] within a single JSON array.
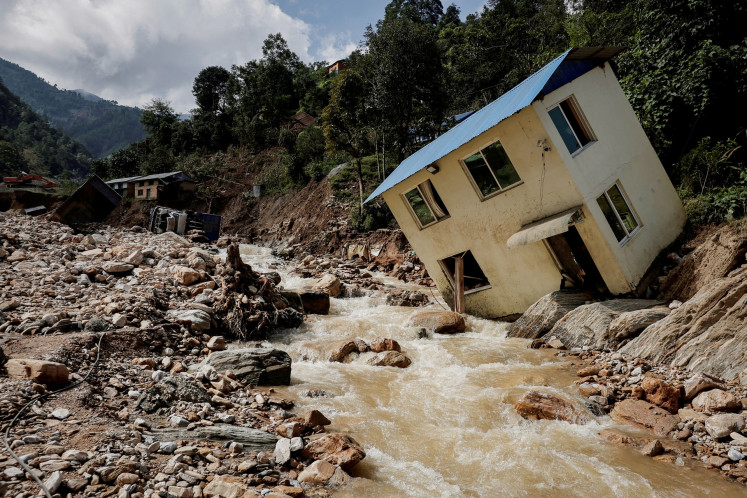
[[239, 245, 744, 497]]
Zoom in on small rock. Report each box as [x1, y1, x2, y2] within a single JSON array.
[[408, 311, 466, 334], [302, 409, 331, 427], [159, 441, 178, 454], [44, 470, 64, 494], [206, 336, 226, 351], [275, 438, 291, 465], [728, 448, 745, 461], [298, 459, 337, 484], [49, 408, 70, 420], [367, 351, 412, 368], [640, 439, 664, 457]]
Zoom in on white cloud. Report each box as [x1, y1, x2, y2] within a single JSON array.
[[0, 0, 313, 112], [316, 32, 358, 64]]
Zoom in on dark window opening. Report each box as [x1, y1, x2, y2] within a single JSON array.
[[596, 182, 640, 243], [549, 97, 594, 154], [439, 250, 490, 293]]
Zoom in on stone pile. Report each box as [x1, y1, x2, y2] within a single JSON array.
[[567, 348, 747, 482], [0, 211, 367, 497], [0, 212, 295, 341]]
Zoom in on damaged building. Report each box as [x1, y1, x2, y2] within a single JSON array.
[[366, 47, 686, 318]]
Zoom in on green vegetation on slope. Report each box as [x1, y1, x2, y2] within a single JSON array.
[[96, 0, 747, 228], [0, 58, 146, 158], [0, 77, 91, 178]]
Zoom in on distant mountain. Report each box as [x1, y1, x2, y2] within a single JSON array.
[[72, 89, 105, 102], [0, 58, 146, 158], [0, 76, 90, 178]]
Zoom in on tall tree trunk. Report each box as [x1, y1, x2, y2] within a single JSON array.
[[356, 156, 364, 216]]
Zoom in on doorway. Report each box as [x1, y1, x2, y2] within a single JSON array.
[[544, 226, 607, 293]]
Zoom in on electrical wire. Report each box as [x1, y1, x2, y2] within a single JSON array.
[[2, 331, 107, 498], [428, 284, 448, 311]]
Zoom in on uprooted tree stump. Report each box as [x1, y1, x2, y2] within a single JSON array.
[[214, 243, 302, 341]]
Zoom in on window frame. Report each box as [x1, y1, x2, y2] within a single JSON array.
[[401, 179, 450, 229], [438, 250, 491, 295], [548, 96, 596, 157], [459, 139, 522, 201], [596, 182, 641, 246], [137, 189, 143, 196]]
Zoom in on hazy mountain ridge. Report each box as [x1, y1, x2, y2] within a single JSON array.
[[0, 76, 90, 178], [0, 57, 146, 158]]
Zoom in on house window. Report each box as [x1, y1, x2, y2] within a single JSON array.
[[597, 182, 640, 243], [548, 96, 595, 155], [439, 250, 490, 294], [462, 141, 521, 199], [137, 189, 143, 196], [403, 180, 449, 228]]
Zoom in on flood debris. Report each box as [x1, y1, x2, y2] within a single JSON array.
[[148, 205, 222, 241], [51, 175, 121, 225]]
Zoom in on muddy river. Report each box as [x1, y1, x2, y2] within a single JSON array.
[[238, 245, 742, 497]]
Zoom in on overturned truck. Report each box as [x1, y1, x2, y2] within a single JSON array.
[[148, 206, 222, 242]]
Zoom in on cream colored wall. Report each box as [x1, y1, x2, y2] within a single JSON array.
[[383, 105, 589, 318], [534, 63, 686, 291]]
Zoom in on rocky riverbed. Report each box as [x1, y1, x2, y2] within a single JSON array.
[[0, 211, 388, 498], [2, 209, 747, 496]]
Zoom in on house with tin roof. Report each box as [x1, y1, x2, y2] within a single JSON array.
[[365, 47, 686, 318], [131, 171, 196, 201]]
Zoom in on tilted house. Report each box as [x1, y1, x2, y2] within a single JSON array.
[[366, 47, 686, 318]]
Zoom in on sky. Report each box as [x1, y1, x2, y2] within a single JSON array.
[[0, 0, 486, 113]]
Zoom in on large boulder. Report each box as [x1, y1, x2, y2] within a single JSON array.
[[513, 390, 588, 424], [548, 299, 665, 350], [370, 337, 401, 353], [507, 290, 594, 339], [691, 389, 740, 413], [608, 307, 670, 343], [621, 268, 747, 381], [609, 399, 679, 436], [299, 291, 331, 315], [705, 413, 745, 439], [137, 375, 210, 413], [302, 433, 366, 471], [684, 372, 725, 400], [312, 274, 342, 298], [641, 377, 680, 414], [199, 348, 292, 385], [327, 340, 358, 362], [169, 309, 211, 331], [6, 359, 69, 385], [408, 311, 465, 334]]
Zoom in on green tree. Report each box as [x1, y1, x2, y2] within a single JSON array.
[[617, 0, 747, 171], [141, 98, 178, 149], [322, 69, 372, 211], [364, 16, 447, 159]]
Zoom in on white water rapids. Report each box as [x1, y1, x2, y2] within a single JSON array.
[[237, 245, 742, 497]]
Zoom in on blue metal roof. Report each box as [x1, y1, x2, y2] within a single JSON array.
[[365, 47, 620, 203]]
